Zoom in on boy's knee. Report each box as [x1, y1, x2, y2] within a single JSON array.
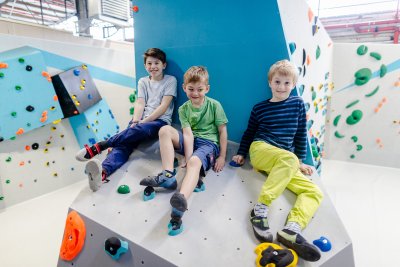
[[187, 156, 202, 169], [313, 186, 324, 205], [159, 125, 173, 137]]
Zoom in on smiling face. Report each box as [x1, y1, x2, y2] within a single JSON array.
[[183, 79, 210, 107], [144, 56, 166, 81], [268, 73, 295, 102]]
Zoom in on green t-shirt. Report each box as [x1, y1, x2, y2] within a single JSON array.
[[178, 97, 228, 144]]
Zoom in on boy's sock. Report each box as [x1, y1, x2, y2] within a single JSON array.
[[277, 229, 321, 262], [283, 221, 301, 234], [76, 141, 109, 161]]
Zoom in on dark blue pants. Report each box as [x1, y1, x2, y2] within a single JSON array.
[[102, 119, 167, 176]]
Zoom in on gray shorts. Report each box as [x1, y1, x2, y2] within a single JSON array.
[[176, 131, 220, 177]]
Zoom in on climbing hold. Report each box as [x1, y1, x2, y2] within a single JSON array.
[[350, 154, 355, 159], [0, 62, 9, 68], [82, 64, 88, 70], [132, 5, 139, 12], [16, 128, 24, 135], [380, 64, 387, 77], [15, 85, 22, 91], [88, 94, 93, 100], [59, 210, 86, 261], [6, 156, 12, 162], [313, 237, 332, 252], [18, 58, 25, 63], [53, 95, 58, 101], [302, 49, 306, 66], [369, 52, 381, 60], [306, 55, 311, 66], [357, 45, 368, 55], [365, 86, 379, 97], [307, 120, 314, 130], [316, 45, 321, 59], [129, 107, 134, 115], [334, 131, 345, 138], [6, 179, 10, 184], [351, 136, 358, 142], [80, 85, 85, 90], [304, 102, 310, 112], [0, 72, 4, 78], [229, 160, 241, 167], [73, 69, 80, 76], [25, 145, 31, 151], [354, 68, 372, 86], [0, 137, 4, 142], [356, 144, 363, 151], [104, 237, 129, 260], [25, 65, 32, 71], [289, 42, 296, 54], [50, 106, 56, 111], [129, 94, 135, 103], [333, 115, 341, 126], [32, 143, 39, 150], [255, 242, 298, 267], [11, 111, 17, 117], [346, 110, 363, 125], [311, 90, 316, 101], [298, 84, 305, 96], [26, 105, 35, 112], [312, 24, 319, 35], [117, 185, 130, 194], [345, 100, 359, 109], [81, 79, 86, 84]]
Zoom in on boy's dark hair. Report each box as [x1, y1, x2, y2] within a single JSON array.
[[143, 48, 166, 64]]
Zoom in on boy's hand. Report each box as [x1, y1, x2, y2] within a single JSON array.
[[300, 163, 313, 175], [231, 155, 245, 166], [214, 156, 225, 172], [130, 120, 139, 128]]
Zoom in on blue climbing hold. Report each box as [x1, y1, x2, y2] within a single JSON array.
[[229, 160, 241, 167], [289, 42, 296, 54], [313, 236, 332, 252], [104, 237, 129, 260], [73, 69, 80, 76]]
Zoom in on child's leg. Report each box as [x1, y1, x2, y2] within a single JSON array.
[[101, 146, 134, 177], [179, 156, 203, 199], [139, 125, 180, 189]]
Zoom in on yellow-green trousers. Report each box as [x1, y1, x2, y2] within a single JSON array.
[[249, 141, 323, 229]]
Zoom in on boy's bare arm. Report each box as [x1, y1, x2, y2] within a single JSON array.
[[214, 124, 227, 172], [140, 95, 174, 123], [131, 98, 145, 126], [182, 127, 194, 165]]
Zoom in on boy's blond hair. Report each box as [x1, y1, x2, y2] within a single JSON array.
[[184, 66, 209, 85], [268, 60, 298, 85]]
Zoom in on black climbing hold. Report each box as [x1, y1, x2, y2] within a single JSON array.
[[26, 105, 35, 112], [0, 137, 4, 142], [32, 143, 39, 150], [26, 65, 33, 71]]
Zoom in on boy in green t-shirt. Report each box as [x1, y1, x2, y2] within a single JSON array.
[[140, 66, 228, 235]]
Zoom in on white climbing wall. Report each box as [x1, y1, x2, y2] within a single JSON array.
[[325, 43, 400, 168], [58, 144, 354, 267]]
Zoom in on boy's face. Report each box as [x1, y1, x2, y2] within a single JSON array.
[[183, 80, 210, 107], [268, 73, 295, 102], [145, 56, 166, 81]]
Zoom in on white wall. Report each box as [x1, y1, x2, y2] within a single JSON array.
[[326, 43, 400, 168], [0, 20, 135, 208]]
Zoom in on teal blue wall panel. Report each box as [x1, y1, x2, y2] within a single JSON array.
[[134, 0, 289, 142], [0, 46, 64, 141], [69, 99, 120, 148]]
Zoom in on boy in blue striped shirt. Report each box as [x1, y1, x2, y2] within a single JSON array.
[[232, 60, 323, 262]]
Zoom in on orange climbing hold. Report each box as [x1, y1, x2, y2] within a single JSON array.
[[0, 62, 9, 68], [53, 95, 58, 101], [19, 161, 25, 166], [59, 210, 86, 261], [307, 55, 311, 66], [308, 8, 313, 22], [25, 145, 31, 151], [16, 128, 24, 135]]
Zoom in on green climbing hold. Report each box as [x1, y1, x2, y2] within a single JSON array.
[[334, 131, 345, 138], [380, 64, 387, 77], [354, 68, 372, 86], [346, 110, 363, 125], [365, 86, 379, 97], [316, 45, 321, 59], [350, 154, 355, 159], [129, 94, 135, 103], [11, 111, 17, 117], [10, 136, 16, 140], [333, 115, 341, 126], [6, 156, 12, 162], [129, 107, 134, 115], [0, 196, 4, 201], [15, 85, 22, 91], [369, 52, 381, 60], [117, 185, 130, 194], [346, 100, 360, 109], [356, 144, 363, 151], [18, 58, 25, 63], [0, 72, 4, 78], [6, 179, 10, 184], [357, 45, 368, 55], [312, 146, 319, 158], [351, 136, 358, 142]]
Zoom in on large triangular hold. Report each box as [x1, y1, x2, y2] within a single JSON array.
[[52, 65, 102, 118]]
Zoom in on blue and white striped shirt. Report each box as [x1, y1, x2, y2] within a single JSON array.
[[237, 96, 307, 161]]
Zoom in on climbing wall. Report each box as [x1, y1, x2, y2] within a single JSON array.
[[278, 0, 334, 170], [325, 43, 400, 168], [0, 33, 135, 208], [57, 144, 354, 267], [0, 46, 64, 141]]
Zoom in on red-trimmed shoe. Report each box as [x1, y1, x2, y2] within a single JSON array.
[[76, 143, 102, 161]]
